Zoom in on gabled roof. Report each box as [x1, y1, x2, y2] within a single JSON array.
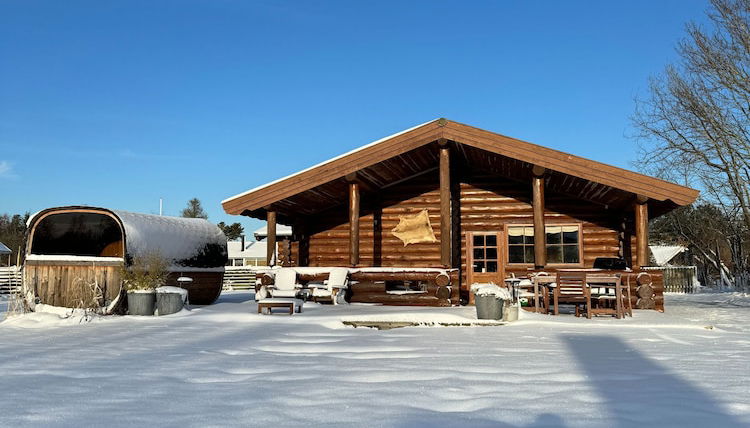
[[222, 119, 699, 220], [0, 241, 10, 255]]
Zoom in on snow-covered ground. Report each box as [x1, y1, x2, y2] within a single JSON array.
[[1, 292, 749, 427]]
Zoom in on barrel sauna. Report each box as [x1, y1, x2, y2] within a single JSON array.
[[24, 206, 228, 309]]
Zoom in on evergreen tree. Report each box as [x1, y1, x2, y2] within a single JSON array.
[[181, 198, 208, 219], [217, 222, 244, 240], [0, 212, 30, 266]]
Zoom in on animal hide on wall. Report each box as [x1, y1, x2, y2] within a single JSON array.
[[391, 209, 438, 246]]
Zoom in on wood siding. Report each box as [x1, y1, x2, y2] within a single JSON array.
[[25, 260, 122, 308], [307, 171, 443, 268]]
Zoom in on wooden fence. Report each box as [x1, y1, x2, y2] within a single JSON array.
[[222, 266, 258, 291], [643, 266, 698, 293], [0, 266, 22, 294]]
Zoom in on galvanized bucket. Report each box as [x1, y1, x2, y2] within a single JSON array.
[[156, 292, 185, 316], [475, 294, 504, 320], [127, 291, 156, 316]]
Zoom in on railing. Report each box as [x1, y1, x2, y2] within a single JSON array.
[[222, 266, 259, 290], [0, 266, 22, 294], [643, 266, 699, 293]]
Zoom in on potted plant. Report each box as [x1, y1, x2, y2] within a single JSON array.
[[122, 252, 169, 316]]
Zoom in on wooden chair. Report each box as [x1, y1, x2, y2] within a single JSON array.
[[532, 275, 557, 314], [553, 271, 591, 318], [267, 268, 302, 298], [310, 267, 349, 304], [586, 274, 622, 318]]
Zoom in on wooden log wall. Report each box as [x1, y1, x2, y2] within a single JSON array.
[[460, 174, 628, 293], [307, 171, 443, 268], [303, 170, 642, 307]]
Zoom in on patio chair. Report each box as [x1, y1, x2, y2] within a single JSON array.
[[310, 268, 349, 304], [532, 274, 557, 314], [587, 274, 623, 318], [267, 268, 302, 299], [553, 271, 591, 318]]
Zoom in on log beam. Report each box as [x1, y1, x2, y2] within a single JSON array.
[[532, 168, 546, 268], [439, 140, 451, 267], [635, 198, 649, 268], [349, 181, 360, 266], [266, 209, 276, 266]]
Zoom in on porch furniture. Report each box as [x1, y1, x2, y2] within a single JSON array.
[[257, 298, 303, 315], [532, 275, 557, 314], [267, 268, 302, 298], [553, 271, 592, 318], [586, 274, 623, 318], [310, 267, 350, 304]]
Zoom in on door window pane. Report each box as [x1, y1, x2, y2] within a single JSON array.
[[473, 248, 484, 260], [485, 247, 497, 260], [473, 235, 485, 246], [473, 261, 485, 272], [486, 235, 497, 246], [486, 261, 498, 272]]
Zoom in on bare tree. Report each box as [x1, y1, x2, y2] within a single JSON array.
[[634, 0, 750, 283]]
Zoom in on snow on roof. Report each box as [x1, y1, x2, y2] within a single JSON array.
[[649, 245, 687, 266], [227, 240, 267, 259], [27, 207, 228, 268], [253, 224, 292, 239], [0, 241, 12, 254], [221, 119, 439, 205], [111, 209, 227, 267]]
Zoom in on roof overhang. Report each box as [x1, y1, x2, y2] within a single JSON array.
[[222, 119, 699, 221]]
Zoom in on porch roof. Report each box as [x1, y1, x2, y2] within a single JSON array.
[[222, 119, 699, 222]]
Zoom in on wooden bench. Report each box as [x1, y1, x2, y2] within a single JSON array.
[[257, 298, 303, 315]]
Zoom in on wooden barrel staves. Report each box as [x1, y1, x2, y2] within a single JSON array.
[[635, 272, 655, 309]]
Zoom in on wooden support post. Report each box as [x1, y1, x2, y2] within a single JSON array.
[[349, 181, 360, 266], [635, 197, 649, 268], [439, 140, 451, 267], [532, 166, 546, 268], [266, 209, 276, 266]]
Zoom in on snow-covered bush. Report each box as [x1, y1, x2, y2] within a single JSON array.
[[121, 252, 169, 292], [470, 283, 512, 300]]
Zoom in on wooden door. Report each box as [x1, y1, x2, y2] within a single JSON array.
[[467, 231, 504, 293]]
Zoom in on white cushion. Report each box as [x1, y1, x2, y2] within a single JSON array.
[[270, 289, 298, 298], [328, 268, 349, 288], [274, 268, 298, 290], [518, 279, 532, 286]]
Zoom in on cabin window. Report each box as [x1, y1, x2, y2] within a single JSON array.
[[545, 225, 581, 264], [508, 225, 581, 264], [508, 226, 535, 264], [472, 233, 499, 273]]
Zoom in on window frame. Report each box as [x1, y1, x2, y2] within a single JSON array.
[[505, 222, 584, 267]]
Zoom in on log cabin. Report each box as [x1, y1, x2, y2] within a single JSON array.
[[24, 206, 228, 309], [222, 119, 699, 310]]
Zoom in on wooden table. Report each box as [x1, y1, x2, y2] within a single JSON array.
[[257, 298, 303, 315]]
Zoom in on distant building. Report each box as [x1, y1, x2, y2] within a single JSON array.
[[226, 225, 294, 266]]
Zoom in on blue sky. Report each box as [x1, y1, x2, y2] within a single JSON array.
[[0, 0, 710, 237]]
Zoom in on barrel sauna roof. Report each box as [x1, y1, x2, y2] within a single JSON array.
[[28, 206, 228, 268], [222, 119, 699, 222]]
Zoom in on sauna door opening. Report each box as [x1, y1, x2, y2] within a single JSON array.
[[30, 212, 124, 258]]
